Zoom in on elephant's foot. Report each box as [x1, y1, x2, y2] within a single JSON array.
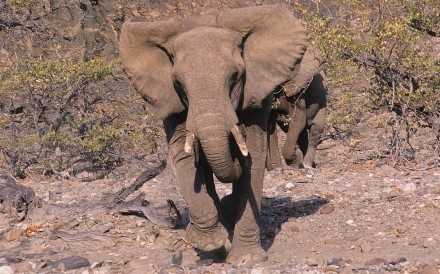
[[285, 159, 302, 169], [226, 243, 267, 267], [186, 222, 229, 252], [302, 158, 315, 169]]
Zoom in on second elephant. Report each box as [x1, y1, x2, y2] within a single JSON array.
[[266, 45, 327, 170]]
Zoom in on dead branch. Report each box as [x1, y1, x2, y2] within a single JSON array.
[[106, 158, 167, 209]]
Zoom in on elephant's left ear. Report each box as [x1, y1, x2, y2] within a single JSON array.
[[283, 43, 324, 97], [218, 5, 309, 109]]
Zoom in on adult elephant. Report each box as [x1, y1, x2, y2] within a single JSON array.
[[119, 5, 309, 265], [266, 44, 327, 170]]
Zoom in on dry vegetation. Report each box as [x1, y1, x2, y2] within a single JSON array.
[[1, 0, 438, 179], [0, 1, 439, 273]]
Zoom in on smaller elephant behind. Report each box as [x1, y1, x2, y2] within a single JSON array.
[[266, 45, 327, 170]]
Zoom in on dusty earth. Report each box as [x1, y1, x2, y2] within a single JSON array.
[[1, 129, 440, 274], [0, 1, 439, 273]]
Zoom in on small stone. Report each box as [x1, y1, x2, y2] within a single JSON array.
[[365, 258, 388, 266], [391, 257, 407, 265], [195, 259, 214, 266], [419, 265, 439, 274], [146, 230, 159, 243], [285, 182, 295, 189], [10, 262, 34, 273], [158, 265, 184, 273], [319, 204, 334, 214], [154, 251, 183, 268], [35, 261, 48, 271], [324, 238, 344, 245], [306, 258, 318, 267], [91, 265, 115, 274], [345, 220, 355, 226], [327, 257, 344, 266], [380, 192, 398, 200], [360, 243, 373, 253], [402, 183, 417, 194], [125, 259, 156, 273], [49, 256, 90, 271], [324, 265, 339, 272], [90, 261, 103, 269], [2, 228, 23, 242], [0, 266, 13, 274]]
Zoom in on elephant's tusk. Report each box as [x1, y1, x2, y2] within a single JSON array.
[[184, 132, 195, 153], [231, 125, 248, 157]]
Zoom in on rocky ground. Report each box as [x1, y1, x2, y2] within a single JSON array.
[[1, 0, 439, 273], [1, 132, 439, 274]]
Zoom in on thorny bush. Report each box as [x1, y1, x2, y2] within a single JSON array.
[[0, 58, 160, 178], [291, 0, 439, 167]]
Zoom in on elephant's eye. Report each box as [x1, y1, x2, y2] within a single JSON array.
[[230, 71, 239, 85], [229, 69, 244, 109]]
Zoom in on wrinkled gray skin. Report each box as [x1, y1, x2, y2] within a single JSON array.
[[266, 45, 327, 170], [119, 5, 309, 265]]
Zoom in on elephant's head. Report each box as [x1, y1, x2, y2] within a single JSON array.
[[119, 5, 309, 183]]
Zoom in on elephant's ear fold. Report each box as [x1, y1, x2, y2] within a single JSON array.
[[119, 17, 185, 120], [284, 43, 323, 97], [218, 5, 309, 109]]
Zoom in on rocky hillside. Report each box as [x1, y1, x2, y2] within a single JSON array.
[[1, 0, 279, 63]]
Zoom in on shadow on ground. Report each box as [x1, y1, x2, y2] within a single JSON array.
[[195, 195, 327, 262], [260, 195, 328, 251]]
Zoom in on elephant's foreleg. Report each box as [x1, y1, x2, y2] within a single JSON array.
[[266, 117, 283, 171], [164, 119, 228, 252], [303, 107, 326, 168], [282, 98, 307, 167], [227, 109, 268, 266]]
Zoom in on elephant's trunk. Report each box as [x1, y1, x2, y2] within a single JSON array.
[[193, 114, 242, 183]]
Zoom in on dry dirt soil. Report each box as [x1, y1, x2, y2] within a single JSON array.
[[0, 0, 439, 273], [1, 131, 440, 274]]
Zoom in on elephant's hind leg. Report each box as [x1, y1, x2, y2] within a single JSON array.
[[266, 118, 283, 171], [166, 120, 228, 252], [303, 107, 326, 168], [281, 98, 307, 168]]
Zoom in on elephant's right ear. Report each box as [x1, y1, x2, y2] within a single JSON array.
[[119, 17, 185, 120]]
